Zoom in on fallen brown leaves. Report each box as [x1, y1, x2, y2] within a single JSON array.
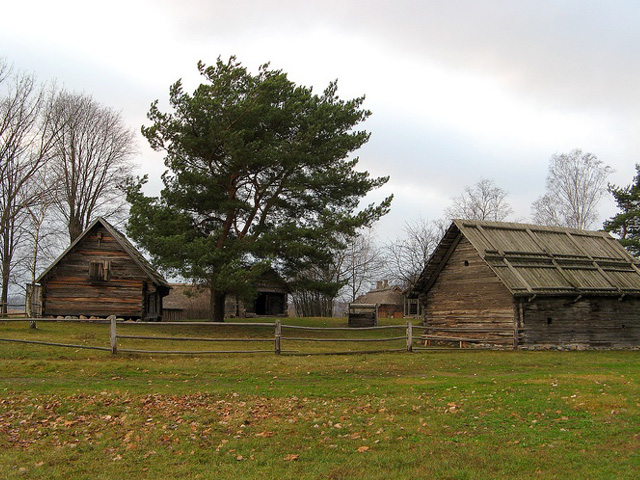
[[0, 391, 406, 465]]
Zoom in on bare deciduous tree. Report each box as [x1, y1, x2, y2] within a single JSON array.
[[445, 178, 513, 221], [532, 149, 612, 229], [0, 67, 55, 315], [289, 260, 343, 317], [48, 92, 136, 243], [19, 169, 59, 320], [383, 218, 446, 291], [289, 230, 385, 316], [338, 229, 385, 303]]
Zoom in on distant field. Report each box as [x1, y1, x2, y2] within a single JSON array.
[[0, 318, 639, 479]]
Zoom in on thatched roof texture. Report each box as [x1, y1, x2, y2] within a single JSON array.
[[353, 281, 404, 306]]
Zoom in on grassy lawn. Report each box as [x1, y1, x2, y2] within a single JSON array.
[[0, 318, 639, 479]]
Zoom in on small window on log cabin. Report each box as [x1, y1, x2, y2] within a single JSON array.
[[463, 260, 470, 267], [546, 317, 553, 325], [89, 260, 110, 281]]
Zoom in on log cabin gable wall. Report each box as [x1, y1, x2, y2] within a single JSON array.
[[41, 224, 150, 318], [423, 237, 516, 345]]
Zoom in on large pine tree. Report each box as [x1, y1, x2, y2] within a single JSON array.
[[126, 57, 391, 321], [604, 164, 640, 257]]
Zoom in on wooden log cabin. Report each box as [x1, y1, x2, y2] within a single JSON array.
[[413, 220, 640, 348], [36, 218, 170, 320]]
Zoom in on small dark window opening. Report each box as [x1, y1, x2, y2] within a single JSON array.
[[89, 260, 110, 281], [408, 301, 419, 315], [546, 317, 553, 325], [621, 324, 626, 329], [463, 260, 470, 267]]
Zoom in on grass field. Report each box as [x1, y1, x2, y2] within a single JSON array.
[[1, 318, 639, 479]]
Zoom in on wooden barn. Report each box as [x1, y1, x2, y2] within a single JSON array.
[[413, 219, 640, 348], [35, 218, 170, 320]]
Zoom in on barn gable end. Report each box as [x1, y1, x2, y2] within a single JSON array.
[[422, 235, 515, 346]]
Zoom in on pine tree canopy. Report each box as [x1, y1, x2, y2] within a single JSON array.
[[126, 57, 392, 320], [604, 164, 640, 257]]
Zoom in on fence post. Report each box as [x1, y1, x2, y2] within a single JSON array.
[[406, 320, 413, 352], [109, 315, 118, 355], [275, 319, 281, 355]]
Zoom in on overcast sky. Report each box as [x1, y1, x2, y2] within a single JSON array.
[[3, 0, 639, 241]]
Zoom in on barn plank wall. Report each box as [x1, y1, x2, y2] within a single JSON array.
[[522, 297, 640, 347], [423, 236, 515, 345], [42, 225, 151, 318]]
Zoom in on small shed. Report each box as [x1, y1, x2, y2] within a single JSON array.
[[413, 219, 640, 348], [348, 303, 378, 327], [352, 281, 404, 318], [36, 218, 170, 320]]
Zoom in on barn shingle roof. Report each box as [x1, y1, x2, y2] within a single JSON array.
[[415, 219, 640, 297]]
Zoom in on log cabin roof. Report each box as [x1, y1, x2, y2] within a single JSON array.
[[414, 219, 640, 298], [37, 217, 170, 290]]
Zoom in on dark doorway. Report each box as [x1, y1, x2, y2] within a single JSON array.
[[254, 292, 286, 315]]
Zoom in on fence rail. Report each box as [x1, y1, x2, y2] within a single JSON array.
[[0, 317, 484, 355]]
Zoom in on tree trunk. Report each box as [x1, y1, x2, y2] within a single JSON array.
[[68, 215, 83, 244], [0, 258, 9, 317], [209, 288, 226, 322]]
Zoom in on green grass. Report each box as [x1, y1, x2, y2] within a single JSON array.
[[0, 318, 639, 479]]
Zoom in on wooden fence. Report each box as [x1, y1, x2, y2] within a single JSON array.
[[0, 317, 443, 355]]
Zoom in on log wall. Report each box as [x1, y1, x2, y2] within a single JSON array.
[[521, 296, 640, 347], [423, 236, 515, 345], [41, 225, 154, 318]]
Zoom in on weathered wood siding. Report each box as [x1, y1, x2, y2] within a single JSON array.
[[378, 304, 403, 319], [423, 236, 515, 345], [521, 297, 640, 347], [348, 304, 377, 327], [41, 225, 151, 318]]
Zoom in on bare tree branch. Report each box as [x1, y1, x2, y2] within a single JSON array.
[[0, 67, 55, 314], [445, 178, 513, 221], [383, 218, 446, 291], [47, 92, 137, 243], [532, 149, 612, 229]]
